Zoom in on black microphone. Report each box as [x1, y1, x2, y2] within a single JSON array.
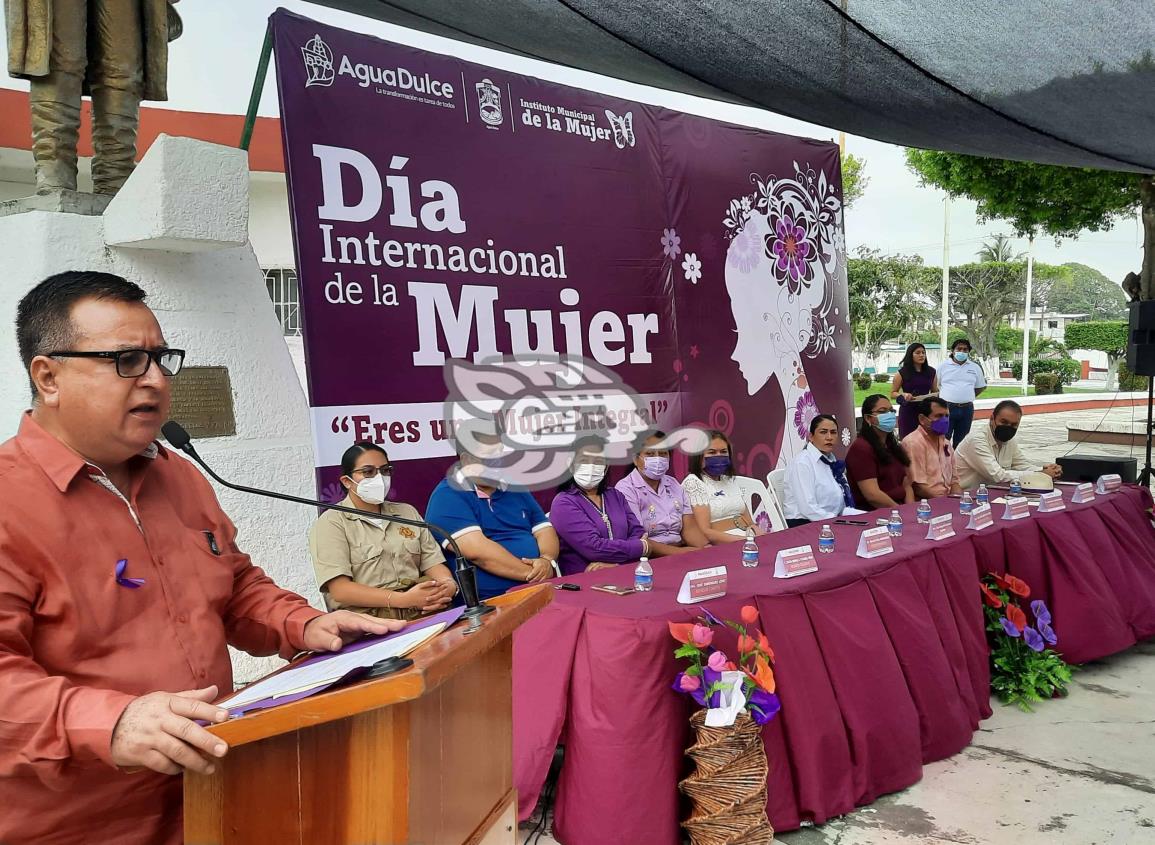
[[161, 421, 494, 621]]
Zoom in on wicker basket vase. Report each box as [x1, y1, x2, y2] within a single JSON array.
[[678, 710, 773, 845]]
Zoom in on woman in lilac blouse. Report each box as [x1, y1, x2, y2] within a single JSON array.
[[550, 445, 650, 576]]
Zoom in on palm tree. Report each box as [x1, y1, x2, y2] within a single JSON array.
[[976, 233, 1025, 263]]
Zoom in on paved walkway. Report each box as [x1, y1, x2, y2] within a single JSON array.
[[1014, 405, 1152, 487]]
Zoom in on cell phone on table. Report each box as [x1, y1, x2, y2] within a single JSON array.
[[590, 584, 635, 596], [553, 583, 581, 591], [833, 519, 868, 526]]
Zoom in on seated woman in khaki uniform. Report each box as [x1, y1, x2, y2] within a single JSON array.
[[309, 442, 458, 620]]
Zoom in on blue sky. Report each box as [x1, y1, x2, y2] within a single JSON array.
[[1, 0, 1143, 286]]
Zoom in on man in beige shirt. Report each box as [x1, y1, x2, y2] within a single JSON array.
[[902, 397, 962, 498], [955, 400, 1063, 489]]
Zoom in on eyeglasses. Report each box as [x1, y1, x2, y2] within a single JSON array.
[[48, 348, 186, 378], [352, 465, 393, 479]]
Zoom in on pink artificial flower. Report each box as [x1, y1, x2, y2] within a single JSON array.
[[707, 650, 728, 672], [691, 624, 714, 647], [678, 673, 701, 692]]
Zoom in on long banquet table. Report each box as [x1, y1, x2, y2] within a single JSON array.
[[512, 485, 1155, 845]]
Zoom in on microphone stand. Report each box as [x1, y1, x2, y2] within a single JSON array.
[[161, 423, 493, 621]]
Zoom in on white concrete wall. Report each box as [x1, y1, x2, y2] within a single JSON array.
[[0, 167, 320, 685]]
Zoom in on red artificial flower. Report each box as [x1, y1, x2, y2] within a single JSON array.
[[737, 633, 756, 655], [740, 605, 760, 624], [758, 632, 775, 662], [992, 572, 1030, 598], [1006, 603, 1028, 632], [668, 621, 695, 644], [980, 583, 1004, 609]]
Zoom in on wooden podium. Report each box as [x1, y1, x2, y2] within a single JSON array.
[[184, 586, 551, 844]]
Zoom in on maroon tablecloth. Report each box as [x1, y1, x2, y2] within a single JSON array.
[[512, 485, 1155, 845]]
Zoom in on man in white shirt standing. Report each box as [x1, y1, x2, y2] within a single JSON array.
[[938, 338, 987, 447], [956, 400, 1064, 488]]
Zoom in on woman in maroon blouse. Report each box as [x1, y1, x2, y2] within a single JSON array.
[[845, 394, 915, 510]]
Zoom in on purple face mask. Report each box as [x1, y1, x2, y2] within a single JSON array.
[[703, 455, 732, 477], [930, 417, 951, 436]]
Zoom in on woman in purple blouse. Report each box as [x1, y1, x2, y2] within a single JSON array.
[[550, 445, 650, 576]]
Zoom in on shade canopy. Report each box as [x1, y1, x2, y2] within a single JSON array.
[[306, 0, 1155, 173]]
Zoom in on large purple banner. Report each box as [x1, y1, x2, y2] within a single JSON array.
[[272, 10, 853, 503]]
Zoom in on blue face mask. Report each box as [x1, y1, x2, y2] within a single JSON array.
[[703, 455, 732, 477], [954, 351, 969, 363], [874, 411, 898, 433]]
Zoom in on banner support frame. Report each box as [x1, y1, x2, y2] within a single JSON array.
[[240, 25, 275, 151]]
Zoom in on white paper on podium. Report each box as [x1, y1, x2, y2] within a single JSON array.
[[217, 623, 448, 711]]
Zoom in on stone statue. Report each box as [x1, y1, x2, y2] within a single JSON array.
[[5, 0, 183, 196]]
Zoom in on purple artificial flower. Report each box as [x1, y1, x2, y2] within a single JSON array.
[[1030, 600, 1052, 627], [1023, 626, 1045, 652], [746, 687, 781, 725], [999, 617, 1022, 638], [1038, 620, 1058, 645], [699, 607, 723, 627], [702, 665, 723, 708]]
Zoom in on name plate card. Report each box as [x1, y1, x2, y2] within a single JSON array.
[[925, 513, 956, 541], [1002, 496, 1031, 520], [967, 503, 994, 531], [1071, 482, 1096, 504], [773, 544, 818, 579], [1037, 490, 1066, 512], [676, 566, 728, 604], [856, 526, 894, 559], [1096, 473, 1122, 494]]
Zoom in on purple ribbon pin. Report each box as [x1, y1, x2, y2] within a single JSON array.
[[115, 558, 145, 589]]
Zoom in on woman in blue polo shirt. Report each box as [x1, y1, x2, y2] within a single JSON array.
[[425, 447, 561, 600]]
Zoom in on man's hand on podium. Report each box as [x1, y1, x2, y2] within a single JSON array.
[[110, 686, 230, 776], [302, 610, 406, 653]]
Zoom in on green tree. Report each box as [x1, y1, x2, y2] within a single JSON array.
[[841, 152, 869, 208], [949, 262, 1025, 361], [905, 150, 1154, 299], [977, 234, 1024, 263], [1065, 321, 1129, 389], [1048, 263, 1129, 320], [847, 248, 937, 362]]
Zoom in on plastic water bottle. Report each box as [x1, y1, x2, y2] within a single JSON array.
[[1009, 477, 1023, 497], [960, 491, 974, 515], [888, 509, 903, 538], [818, 524, 835, 554], [741, 528, 760, 568], [633, 556, 653, 592], [917, 499, 932, 524], [976, 483, 989, 506]]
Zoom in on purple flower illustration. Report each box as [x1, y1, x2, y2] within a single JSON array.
[[793, 391, 819, 440], [999, 617, 1021, 638], [321, 481, 346, 503], [727, 223, 761, 274], [1023, 626, 1045, 652], [661, 227, 682, 260], [1038, 620, 1058, 645], [1030, 600, 1052, 626], [764, 212, 816, 296], [747, 687, 781, 725]]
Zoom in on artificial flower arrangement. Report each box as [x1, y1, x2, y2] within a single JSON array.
[[980, 572, 1073, 711], [670, 605, 781, 726]]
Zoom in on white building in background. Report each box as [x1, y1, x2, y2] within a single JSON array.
[[0, 90, 309, 383], [1007, 308, 1088, 342]]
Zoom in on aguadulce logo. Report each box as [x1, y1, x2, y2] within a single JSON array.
[[302, 34, 335, 88], [476, 79, 503, 128]]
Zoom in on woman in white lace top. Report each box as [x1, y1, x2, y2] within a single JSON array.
[[682, 429, 763, 545]]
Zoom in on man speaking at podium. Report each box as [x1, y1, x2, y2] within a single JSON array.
[[0, 271, 404, 845]]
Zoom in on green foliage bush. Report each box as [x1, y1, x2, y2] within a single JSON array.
[[1117, 362, 1150, 392], [1012, 357, 1080, 384], [1033, 373, 1062, 395], [872, 373, 891, 384], [1064, 321, 1127, 356], [854, 372, 873, 391]]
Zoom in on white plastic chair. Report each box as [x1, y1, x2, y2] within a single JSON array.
[[736, 475, 787, 533], [767, 468, 787, 505]]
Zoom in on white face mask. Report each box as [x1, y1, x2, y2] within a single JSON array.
[[354, 474, 389, 505], [573, 463, 607, 490]]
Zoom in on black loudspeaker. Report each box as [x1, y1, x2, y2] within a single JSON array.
[[1126, 300, 1155, 377], [1056, 454, 1138, 484]]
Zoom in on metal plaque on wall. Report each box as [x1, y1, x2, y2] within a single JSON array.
[[169, 367, 236, 438]]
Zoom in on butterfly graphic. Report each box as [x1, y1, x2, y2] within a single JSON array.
[[604, 110, 636, 149]]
